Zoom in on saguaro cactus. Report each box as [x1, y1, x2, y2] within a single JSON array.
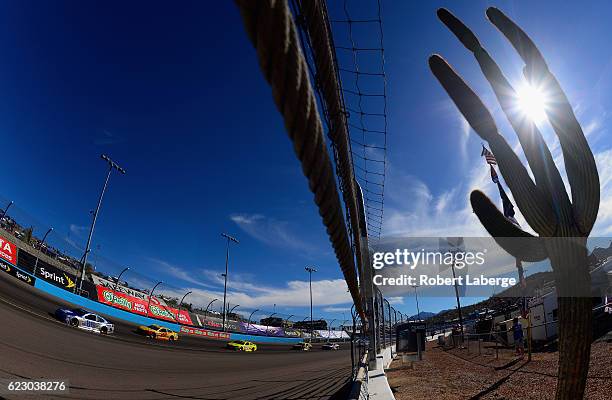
[[429, 8, 600, 399]]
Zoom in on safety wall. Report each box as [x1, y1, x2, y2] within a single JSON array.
[[229, 332, 302, 343]]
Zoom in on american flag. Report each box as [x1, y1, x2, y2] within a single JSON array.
[[490, 165, 499, 184], [481, 145, 497, 165]]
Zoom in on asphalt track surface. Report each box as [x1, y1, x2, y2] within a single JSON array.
[[0, 273, 353, 399]]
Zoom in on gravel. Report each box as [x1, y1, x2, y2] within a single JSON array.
[[387, 341, 612, 399]]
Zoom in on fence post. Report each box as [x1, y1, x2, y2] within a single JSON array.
[[495, 336, 499, 359], [527, 314, 532, 361]]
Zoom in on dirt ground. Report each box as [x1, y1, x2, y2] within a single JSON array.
[[387, 340, 612, 400]]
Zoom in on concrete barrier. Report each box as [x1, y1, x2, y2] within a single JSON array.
[[229, 332, 302, 344]]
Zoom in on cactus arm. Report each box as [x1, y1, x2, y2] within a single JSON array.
[[436, 8, 572, 224], [486, 7, 600, 234], [429, 55, 556, 235], [470, 190, 548, 262]]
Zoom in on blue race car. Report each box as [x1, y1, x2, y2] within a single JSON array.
[[55, 308, 115, 334]]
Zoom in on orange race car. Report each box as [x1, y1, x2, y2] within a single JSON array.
[[137, 324, 179, 341]]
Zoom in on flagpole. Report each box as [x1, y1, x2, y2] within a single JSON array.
[[450, 257, 464, 342]]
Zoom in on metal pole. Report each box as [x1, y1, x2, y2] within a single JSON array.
[[113, 267, 130, 294], [328, 319, 336, 340], [204, 298, 218, 316], [450, 258, 464, 340], [413, 285, 421, 320], [265, 313, 277, 336], [178, 291, 192, 323], [285, 314, 294, 329], [33, 227, 53, 276], [147, 281, 163, 318], [229, 304, 240, 316], [221, 233, 238, 332], [305, 267, 317, 339], [247, 309, 259, 331], [79, 154, 125, 293]]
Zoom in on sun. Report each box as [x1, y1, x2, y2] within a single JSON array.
[[515, 83, 549, 124]]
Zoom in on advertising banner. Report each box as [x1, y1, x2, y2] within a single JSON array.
[[192, 314, 240, 332], [0, 260, 35, 286], [283, 329, 303, 338], [315, 329, 350, 339], [180, 326, 230, 340], [35, 263, 77, 291], [239, 322, 285, 337], [0, 235, 17, 265], [96, 285, 193, 324]]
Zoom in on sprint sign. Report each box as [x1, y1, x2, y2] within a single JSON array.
[[0, 236, 16, 265]]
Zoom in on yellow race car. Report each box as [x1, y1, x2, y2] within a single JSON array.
[[226, 340, 257, 352], [137, 324, 179, 341]]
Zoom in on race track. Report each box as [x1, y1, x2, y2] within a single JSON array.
[[0, 273, 353, 399]]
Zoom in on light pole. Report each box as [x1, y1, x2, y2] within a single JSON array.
[[204, 298, 218, 316], [412, 285, 421, 320], [221, 233, 239, 332], [285, 314, 294, 329], [178, 291, 192, 323], [79, 154, 125, 293], [305, 266, 317, 339], [0, 200, 13, 222], [228, 304, 240, 314], [147, 281, 163, 318], [265, 312, 277, 336], [113, 267, 130, 294], [247, 309, 259, 332], [33, 227, 53, 276], [328, 319, 336, 341]]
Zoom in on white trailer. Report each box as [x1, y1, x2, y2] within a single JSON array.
[[528, 290, 558, 342]]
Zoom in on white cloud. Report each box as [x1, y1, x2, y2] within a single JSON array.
[[147, 257, 353, 310], [230, 213, 315, 252], [591, 148, 612, 236], [159, 278, 352, 310], [69, 224, 88, 237]]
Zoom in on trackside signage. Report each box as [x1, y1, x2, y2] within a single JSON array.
[[96, 285, 193, 325], [180, 326, 230, 340], [0, 260, 35, 286], [0, 236, 17, 265], [35, 264, 76, 290]]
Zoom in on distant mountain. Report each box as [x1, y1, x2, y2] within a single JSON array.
[[591, 241, 612, 261], [409, 311, 436, 320]]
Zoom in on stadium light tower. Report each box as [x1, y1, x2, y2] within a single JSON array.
[[305, 266, 317, 338], [221, 233, 239, 332], [78, 154, 125, 293], [33, 227, 53, 276]]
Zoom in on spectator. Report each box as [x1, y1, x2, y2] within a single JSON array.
[[512, 317, 525, 358]]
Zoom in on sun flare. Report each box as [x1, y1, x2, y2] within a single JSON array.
[[515, 83, 549, 124]]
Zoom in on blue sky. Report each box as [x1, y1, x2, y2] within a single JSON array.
[[2, 1, 612, 321]]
